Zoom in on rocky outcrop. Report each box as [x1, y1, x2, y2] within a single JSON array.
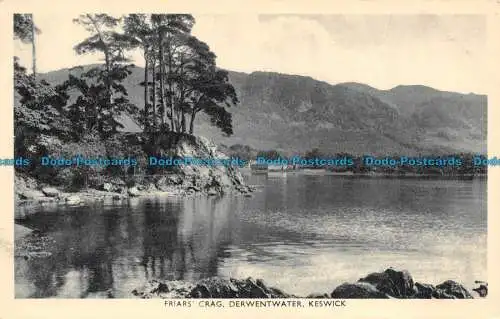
[[132, 268, 481, 299], [331, 282, 390, 299], [15, 133, 251, 208], [64, 195, 81, 205], [189, 277, 295, 298], [331, 268, 474, 299], [41, 187, 60, 197], [141, 133, 250, 196], [356, 268, 415, 298], [127, 186, 141, 197], [434, 280, 474, 299], [133, 277, 295, 299]]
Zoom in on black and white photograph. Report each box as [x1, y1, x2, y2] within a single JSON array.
[[12, 12, 488, 301]]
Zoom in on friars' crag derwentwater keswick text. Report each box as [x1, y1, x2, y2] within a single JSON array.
[[13, 13, 487, 299]]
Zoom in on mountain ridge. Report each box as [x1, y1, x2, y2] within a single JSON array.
[[35, 65, 487, 156]]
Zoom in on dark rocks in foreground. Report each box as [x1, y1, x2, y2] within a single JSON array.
[[331, 269, 474, 299], [132, 277, 296, 299], [132, 268, 483, 299]]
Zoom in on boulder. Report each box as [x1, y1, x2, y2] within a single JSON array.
[[232, 277, 292, 298], [102, 183, 113, 192], [128, 187, 141, 197], [207, 189, 218, 196], [189, 277, 240, 298], [413, 282, 436, 299], [134, 280, 170, 297], [358, 268, 415, 298], [112, 194, 124, 200], [18, 190, 45, 200], [473, 281, 488, 297], [188, 277, 293, 298], [331, 282, 389, 299], [435, 280, 473, 299], [65, 195, 81, 205], [41, 187, 59, 197]]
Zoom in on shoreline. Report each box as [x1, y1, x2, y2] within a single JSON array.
[[14, 172, 487, 300], [13, 227, 488, 299], [241, 168, 487, 179], [14, 183, 257, 221], [131, 268, 487, 299]]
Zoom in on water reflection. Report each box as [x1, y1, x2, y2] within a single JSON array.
[[15, 176, 486, 298], [16, 195, 243, 298]]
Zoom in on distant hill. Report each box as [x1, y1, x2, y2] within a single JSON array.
[[36, 65, 487, 155]]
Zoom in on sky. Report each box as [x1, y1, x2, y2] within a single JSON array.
[[14, 13, 487, 94]]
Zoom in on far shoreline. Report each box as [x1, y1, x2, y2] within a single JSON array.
[[241, 168, 487, 179]]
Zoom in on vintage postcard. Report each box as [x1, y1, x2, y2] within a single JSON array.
[[0, 0, 499, 318]]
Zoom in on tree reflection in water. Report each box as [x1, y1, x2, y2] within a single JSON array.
[[15, 195, 242, 298]]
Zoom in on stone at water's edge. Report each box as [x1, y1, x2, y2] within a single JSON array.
[[15, 133, 250, 206], [102, 182, 113, 192], [132, 277, 295, 299], [357, 268, 415, 298], [64, 195, 81, 205], [207, 189, 218, 196], [332, 268, 474, 299], [41, 187, 60, 197], [413, 282, 436, 298], [18, 190, 45, 200], [331, 282, 390, 299], [189, 277, 296, 298], [131, 268, 478, 299], [128, 187, 141, 197], [435, 280, 474, 299]]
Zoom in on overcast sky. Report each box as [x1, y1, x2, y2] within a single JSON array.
[[14, 14, 486, 94]]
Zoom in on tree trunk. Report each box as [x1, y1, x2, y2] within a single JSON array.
[[189, 110, 196, 135], [31, 14, 36, 81], [166, 37, 175, 132], [143, 54, 149, 132], [104, 51, 112, 107], [180, 56, 186, 133], [159, 39, 166, 128], [176, 111, 181, 133], [152, 59, 156, 131]]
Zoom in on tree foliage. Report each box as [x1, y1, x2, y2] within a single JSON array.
[[13, 14, 40, 43], [124, 14, 239, 137], [67, 14, 139, 138], [14, 13, 41, 79]]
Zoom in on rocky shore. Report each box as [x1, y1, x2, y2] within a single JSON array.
[[15, 134, 255, 220], [15, 173, 255, 221], [131, 268, 487, 299]]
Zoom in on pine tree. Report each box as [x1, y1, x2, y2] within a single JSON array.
[[70, 14, 138, 137], [13, 13, 40, 80]]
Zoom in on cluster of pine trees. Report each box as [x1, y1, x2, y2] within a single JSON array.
[[14, 13, 238, 141]]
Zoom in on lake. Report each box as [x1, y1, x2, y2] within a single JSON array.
[[15, 175, 487, 298]]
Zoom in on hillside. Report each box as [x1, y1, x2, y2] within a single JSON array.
[[37, 65, 487, 156]]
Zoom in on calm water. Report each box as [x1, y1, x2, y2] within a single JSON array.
[[15, 175, 487, 298]]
